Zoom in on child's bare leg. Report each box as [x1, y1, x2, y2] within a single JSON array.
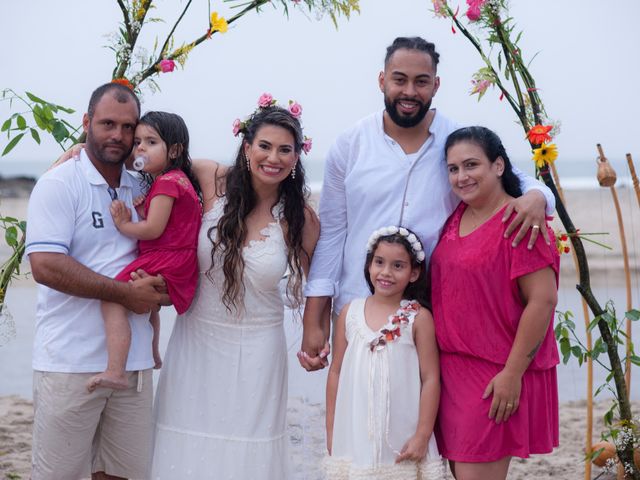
[[87, 301, 131, 392], [150, 310, 162, 369]]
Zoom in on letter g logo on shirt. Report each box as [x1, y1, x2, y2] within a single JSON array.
[[92, 212, 104, 229]]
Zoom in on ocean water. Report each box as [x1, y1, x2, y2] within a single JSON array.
[[0, 156, 636, 191], [2, 275, 639, 403]]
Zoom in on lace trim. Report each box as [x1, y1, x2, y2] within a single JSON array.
[[324, 456, 447, 480], [202, 198, 285, 258], [156, 423, 287, 443]]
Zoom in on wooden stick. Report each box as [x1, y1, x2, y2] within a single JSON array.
[[554, 163, 594, 480], [627, 153, 640, 209], [597, 144, 633, 391]]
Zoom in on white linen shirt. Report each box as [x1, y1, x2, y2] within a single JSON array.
[[304, 110, 555, 314], [25, 150, 154, 373]]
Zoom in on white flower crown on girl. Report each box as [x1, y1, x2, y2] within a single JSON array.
[[366, 226, 426, 263]]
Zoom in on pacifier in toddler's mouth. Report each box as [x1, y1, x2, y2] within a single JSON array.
[[132, 156, 149, 171]]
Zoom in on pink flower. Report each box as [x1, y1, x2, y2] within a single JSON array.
[[471, 79, 492, 95], [288, 101, 302, 118], [159, 59, 175, 73], [232, 118, 242, 137], [302, 137, 312, 154], [257, 93, 273, 108], [466, 4, 481, 20], [465, 0, 486, 21]]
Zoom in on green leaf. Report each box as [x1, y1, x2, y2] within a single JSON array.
[[626, 309, 640, 321], [5, 226, 18, 247], [571, 346, 582, 358], [1, 118, 11, 132], [587, 317, 600, 332], [630, 355, 640, 367], [30, 128, 41, 144], [16, 115, 27, 130], [51, 121, 70, 143], [559, 337, 570, 356], [2, 216, 18, 223], [1, 132, 25, 156], [26, 91, 47, 104], [604, 409, 614, 426], [42, 105, 54, 122], [32, 105, 47, 130], [565, 318, 576, 330]]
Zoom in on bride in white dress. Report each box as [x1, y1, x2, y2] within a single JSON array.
[[150, 103, 319, 479]]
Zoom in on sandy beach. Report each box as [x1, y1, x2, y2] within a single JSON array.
[[0, 394, 634, 479], [2, 183, 640, 479]]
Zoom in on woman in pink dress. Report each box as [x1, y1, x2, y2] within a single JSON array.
[[430, 126, 559, 480]]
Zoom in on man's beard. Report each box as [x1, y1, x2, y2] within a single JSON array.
[[86, 128, 131, 166], [384, 95, 431, 128]]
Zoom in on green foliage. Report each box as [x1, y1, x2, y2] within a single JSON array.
[[0, 89, 78, 155]]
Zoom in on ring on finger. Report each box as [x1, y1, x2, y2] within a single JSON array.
[[506, 403, 514, 408], [531, 225, 540, 230]]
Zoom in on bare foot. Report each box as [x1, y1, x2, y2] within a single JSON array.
[[87, 372, 129, 392]]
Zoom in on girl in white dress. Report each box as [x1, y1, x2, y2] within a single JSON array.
[[325, 226, 446, 479], [150, 99, 319, 479]]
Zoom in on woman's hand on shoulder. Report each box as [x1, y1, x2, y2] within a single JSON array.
[[49, 143, 85, 171]]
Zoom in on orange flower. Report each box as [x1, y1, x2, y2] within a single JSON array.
[[111, 78, 134, 90], [527, 124, 552, 145]]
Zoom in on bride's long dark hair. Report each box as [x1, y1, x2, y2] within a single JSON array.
[[206, 106, 310, 312]]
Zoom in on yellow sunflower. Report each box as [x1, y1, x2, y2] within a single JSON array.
[[532, 143, 558, 169]]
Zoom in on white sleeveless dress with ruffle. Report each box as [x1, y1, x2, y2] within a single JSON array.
[[150, 198, 290, 479], [325, 298, 446, 480]]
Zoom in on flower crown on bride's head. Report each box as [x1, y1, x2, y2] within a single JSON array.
[[232, 92, 313, 154], [366, 226, 426, 263]]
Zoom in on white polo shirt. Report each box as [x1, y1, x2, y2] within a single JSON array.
[[25, 150, 154, 373]]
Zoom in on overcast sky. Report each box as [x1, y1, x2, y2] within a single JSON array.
[[1, 0, 639, 179]]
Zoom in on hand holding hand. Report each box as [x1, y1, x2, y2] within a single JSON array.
[[110, 200, 132, 228], [502, 190, 550, 249], [395, 433, 429, 463], [123, 274, 170, 313], [482, 369, 522, 424], [297, 338, 330, 371]]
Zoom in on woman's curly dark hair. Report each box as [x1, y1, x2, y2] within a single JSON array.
[[207, 106, 310, 312]]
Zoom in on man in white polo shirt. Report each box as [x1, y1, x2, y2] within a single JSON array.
[[26, 82, 169, 480], [298, 37, 555, 371]]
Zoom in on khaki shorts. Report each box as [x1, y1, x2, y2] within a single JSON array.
[[32, 370, 153, 480]]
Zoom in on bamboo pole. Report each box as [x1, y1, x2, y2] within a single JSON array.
[[597, 144, 633, 391], [551, 163, 594, 480], [627, 153, 640, 208]]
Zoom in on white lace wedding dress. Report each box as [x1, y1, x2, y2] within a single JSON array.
[[150, 199, 290, 479]]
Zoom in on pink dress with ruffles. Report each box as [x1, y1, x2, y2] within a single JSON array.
[[430, 202, 559, 462]]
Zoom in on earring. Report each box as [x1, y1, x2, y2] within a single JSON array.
[[243, 151, 251, 172], [290, 165, 296, 179]]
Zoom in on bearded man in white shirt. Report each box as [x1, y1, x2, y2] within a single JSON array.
[[298, 36, 554, 371], [26, 83, 170, 480]]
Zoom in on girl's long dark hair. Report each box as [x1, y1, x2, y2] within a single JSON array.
[[207, 106, 309, 312], [137, 111, 203, 203], [444, 126, 522, 198], [364, 229, 430, 309]]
